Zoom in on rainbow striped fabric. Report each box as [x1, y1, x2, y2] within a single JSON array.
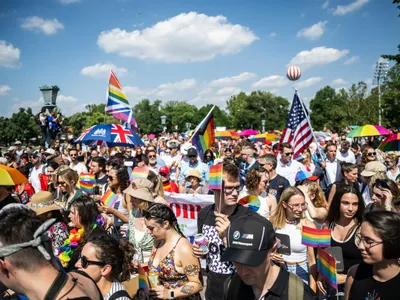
[[208, 164, 223, 190], [79, 173, 95, 195], [106, 70, 137, 130], [238, 195, 260, 212], [138, 265, 149, 292], [302, 226, 331, 248], [191, 106, 215, 158], [130, 167, 149, 182], [101, 189, 119, 207], [317, 248, 337, 289]]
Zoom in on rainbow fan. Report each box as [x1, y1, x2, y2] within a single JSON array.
[[238, 195, 260, 212]]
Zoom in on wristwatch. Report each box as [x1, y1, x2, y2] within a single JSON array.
[[169, 290, 175, 299]]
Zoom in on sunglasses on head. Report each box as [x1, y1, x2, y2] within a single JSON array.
[[375, 179, 390, 190], [79, 255, 106, 269], [367, 152, 376, 157]]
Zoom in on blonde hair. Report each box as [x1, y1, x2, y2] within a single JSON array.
[[305, 181, 327, 209], [147, 170, 167, 200], [57, 167, 79, 192], [270, 186, 306, 230]]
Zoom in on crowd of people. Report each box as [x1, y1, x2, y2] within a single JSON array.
[[0, 128, 399, 300]]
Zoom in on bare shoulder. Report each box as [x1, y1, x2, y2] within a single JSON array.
[[175, 236, 194, 255], [303, 218, 316, 228]]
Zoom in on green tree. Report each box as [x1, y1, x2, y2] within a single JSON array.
[[226, 91, 289, 131], [382, 0, 400, 64], [197, 104, 231, 128], [6, 108, 39, 144], [382, 64, 400, 128], [160, 101, 198, 132], [133, 99, 163, 134]]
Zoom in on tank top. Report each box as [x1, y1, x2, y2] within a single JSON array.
[[329, 222, 362, 273], [275, 223, 307, 263], [349, 263, 400, 300]]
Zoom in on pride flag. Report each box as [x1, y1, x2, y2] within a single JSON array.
[[208, 164, 222, 190], [302, 226, 331, 248], [317, 248, 337, 289], [79, 173, 95, 195], [130, 167, 149, 182], [106, 70, 137, 130], [101, 189, 119, 207], [191, 106, 215, 158], [138, 265, 149, 292]]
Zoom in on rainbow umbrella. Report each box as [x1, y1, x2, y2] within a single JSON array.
[[215, 130, 239, 140], [378, 133, 400, 152], [346, 125, 391, 138], [250, 133, 280, 143], [238, 195, 260, 212], [0, 165, 28, 186], [239, 129, 259, 137]]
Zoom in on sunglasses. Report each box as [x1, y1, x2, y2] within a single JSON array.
[[188, 155, 196, 158], [79, 255, 106, 269], [367, 152, 376, 157], [70, 154, 77, 157], [284, 152, 294, 156], [148, 155, 156, 158], [107, 176, 114, 181], [57, 181, 66, 185], [206, 156, 212, 158]]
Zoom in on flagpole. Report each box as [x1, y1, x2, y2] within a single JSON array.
[[294, 87, 324, 159], [188, 105, 215, 143]]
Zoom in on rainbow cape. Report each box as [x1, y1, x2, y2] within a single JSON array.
[[101, 189, 118, 207], [238, 195, 260, 212], [302, 226, 331, 248], [208, 164, 223, 190], [130, 167, 149, 182], [138, 265, 149, 292], [317, 248, 337, 289], [191, 106, 215, 158], [106, 70, 137, 130], [79, 173, 95, 195]]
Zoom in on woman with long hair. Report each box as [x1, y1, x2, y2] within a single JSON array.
[[359, 146, 377, 173], [57, 167, 82, 211], [269, 187, 317, 291], [76, 235, 135, 299], [298, 181, 328, 226], [58, 195, 106, 271], [146, 203, 203, 299], [327, 163, 359, 206], [368, 178, 400, 212], [244, 166, 277, 219], [203, 149, 214, 168], [317, 186, 365, 299], [147, 170, 169, 205], [344, 211, 400, 300], [134, 146, 143, 158]]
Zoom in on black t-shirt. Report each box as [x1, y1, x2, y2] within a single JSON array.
[[267, 174, 290, 203], [0, 194, 18, 211], [197, 204, 255, 300], [349, 263, 400, 300], [94, 174, 107, 196]]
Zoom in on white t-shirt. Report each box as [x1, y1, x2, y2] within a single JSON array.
[[70, 162, 88, 176], [29, 165, 43, 193], [336, 150, 356, 163], [276, 159, 304, 186]]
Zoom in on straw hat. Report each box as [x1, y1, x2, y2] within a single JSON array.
[[185, 169, 202, 182], [124, 178, 154, 202], [27, 191, 61, 216], [361, 161, 386, 177]]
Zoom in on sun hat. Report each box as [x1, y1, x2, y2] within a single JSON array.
[[14, 141, 22, 145], [166, 140, 180, 149], [44, 148, 56, 156], [27, 191, 61, 216], [361, 161, 387, 177], [124, 178, 154, 202], [185, 169, 202, 182]]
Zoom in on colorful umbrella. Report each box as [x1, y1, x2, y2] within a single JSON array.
[[239, 129, 259, 137], [346, 124, 391, 138], [238, 195, 260, 212], [215, 130, 239, 140], [75, 124, 144, 147], [148, 134, 156, 140], [378, 133, 400, 152], [250, 133, 280, 143], [0, 165, 28, 186]]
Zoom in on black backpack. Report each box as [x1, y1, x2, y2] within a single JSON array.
[[109, 290, 132, 300]]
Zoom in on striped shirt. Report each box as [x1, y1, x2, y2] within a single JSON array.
[[104, 280, 130, 300]]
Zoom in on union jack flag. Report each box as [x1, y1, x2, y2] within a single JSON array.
[[75, 126, 94, 142], [279, 93, 313, 158], [110, 124, 135, 144]]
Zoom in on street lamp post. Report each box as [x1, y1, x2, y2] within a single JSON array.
[[261, 119, 266, 133], [374, 57, 389, 126], [160, 115, 167, 132]]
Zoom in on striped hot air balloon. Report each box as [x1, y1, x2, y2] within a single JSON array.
[[287, 66, 301, 81]]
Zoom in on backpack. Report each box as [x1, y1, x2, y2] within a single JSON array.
[[109, 290, 132, 300]]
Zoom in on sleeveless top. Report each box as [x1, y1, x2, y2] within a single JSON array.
[[349, 263, 400, 300], [148, 237, 201, 300], [275, 223, 308, 263], [329, 222, 362, 273]]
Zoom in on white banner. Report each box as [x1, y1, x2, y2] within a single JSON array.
[[165, 193, 214, 242]]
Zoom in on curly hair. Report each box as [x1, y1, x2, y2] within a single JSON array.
[[245, 166, 266, 192], [359, 146, 376, 171]]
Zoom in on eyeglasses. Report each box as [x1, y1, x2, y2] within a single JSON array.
[[57, 181, 66, 185], [367, 152, 376, 157], [148, 155, 156, 158], [70, 154, 77, 157], [206, 156, 212, 158], [188, 155, 196, 158], [224, 185, 242, 195], [355, 233, 383, 249], [78, 255, 106, 269], [107, 176, 114, 181], [284, 152, 294, 157], [286, 202, 308, 210]]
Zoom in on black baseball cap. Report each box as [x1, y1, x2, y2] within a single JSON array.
[[187, 148, 197, 157], [221, 214, 276, 267]]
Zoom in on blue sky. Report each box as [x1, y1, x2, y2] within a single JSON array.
[[0, 0, 398, 117]]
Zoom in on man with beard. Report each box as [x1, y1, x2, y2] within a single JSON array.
[[276, 143, 304, 186], [90, 156, 107, 200], [178, 148, 209, 193], [147, 148, 164, 173], [69, 148, 88, 176]]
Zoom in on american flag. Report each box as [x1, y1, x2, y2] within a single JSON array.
[[279, 93, 313, 158]]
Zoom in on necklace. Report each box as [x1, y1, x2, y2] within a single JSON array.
[[285, 219, 297, 225]]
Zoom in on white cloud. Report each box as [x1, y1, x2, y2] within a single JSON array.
[[288, 46, 349, 70], [97, 12, 258, 63], [296, 77, 323, 89], [297, 21, 327, 40], [331, 78, 348, 85], [344, 55, 359, 65], [59, 0, 80, 4], [322, 1, 329, 9], [208, 72, 256, 87], [0, 40, 21, 68], [158, 79, 196, 90], [80, 63, 128, 79], [216, 87, 241, 96], [333, 0, 369, 16], [21, 16, 64, 35], [252, 75, 289, 89], [270, 32, 276, 38], [0, 85, 11, 96], [364, 78, 373, 86]]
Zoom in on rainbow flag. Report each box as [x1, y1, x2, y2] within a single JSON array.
[[317, 248, 337, 289], [101, 189, 119, 207], [238, 195, 260, 212], [106, 70, 137, 130], [138, 265, 149, 292], [208, 164, 222, 190], [79, 173, 95, 195], [302, 226, 331, 248], [130, 167, 149, 182], [191, 106, 215, 158]]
